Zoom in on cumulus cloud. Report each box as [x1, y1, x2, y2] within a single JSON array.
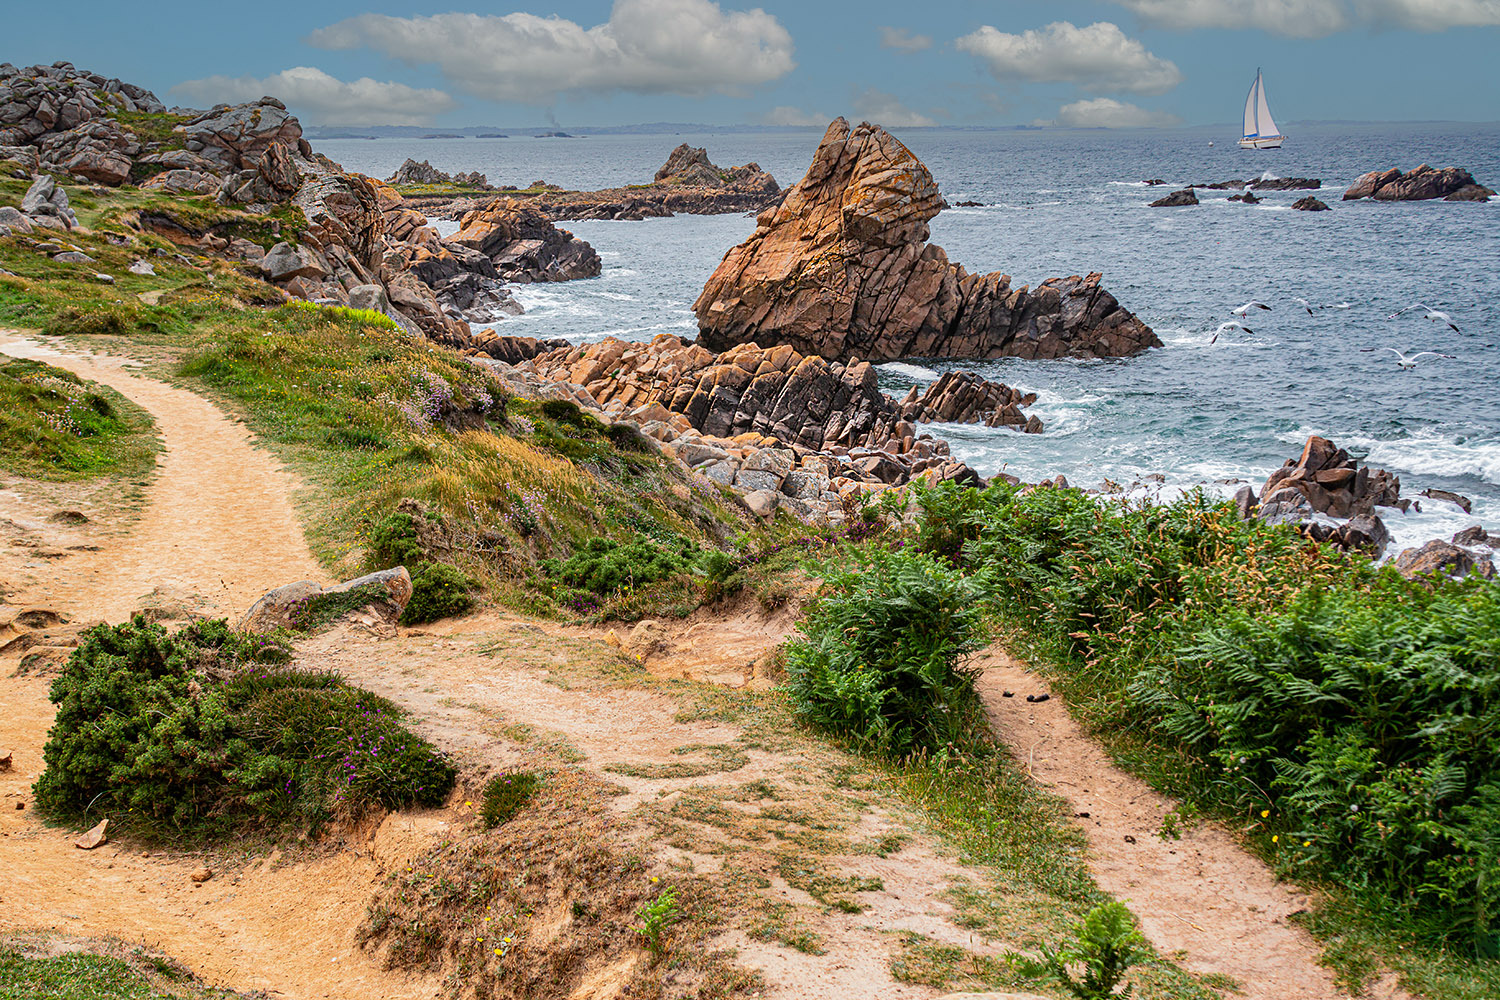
[[852, 88, 939, 127], [955, 21, 1182, 95], [1109, 0, 1500, 38], [880, 26, 934, 51], [1054, 97, 1183, 128], [760, 105, 830, 126], [171, 66, 457, 125], [308, 0, 795, 104]]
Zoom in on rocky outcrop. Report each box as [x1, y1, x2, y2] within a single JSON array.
[[1150, 189, 1199, 207], [1249, 177, 1320, 191], [694, 119, 1158, 363], [18, 175, 77, 230], [1343, 165, 1494, 202], [403, 145, 781, 223], [1259, 435, 1405, 520], [896, 371, 1042, 433], [0, 61, 162, 184], [1228, 192, 1261, 204], [1393, 540, 1495, 581], [524, 333, 1037, 470], [1292, 196, 1330, 212], [388, 158, 489, 189], [466, 332, 570, 364], [451, 199, 600, 282]]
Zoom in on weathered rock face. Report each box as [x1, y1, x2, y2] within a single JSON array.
[[0, 61, 163, 151], [526, 333, 1038, 464], [1292, 196, 1331, 212], [693, 118, 1158, 362], [238, 567, 413, 635], [897, 371, 1042, 433], [654, 143, 778, 194], [1343, 164, 1494, 202], [466, 332, 571, 364], [1259, 435, 1406, 520], [1150, 189, 1199, 207], [452, 199, 600, 282], [1393, 539, 1495, 581]]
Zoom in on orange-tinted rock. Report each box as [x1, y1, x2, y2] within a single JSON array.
[[694, 118, 1159, 362]]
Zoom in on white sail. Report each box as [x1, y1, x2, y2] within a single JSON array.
[[1254, 73, 1280, 138], [1243, 75, 1259, 137]]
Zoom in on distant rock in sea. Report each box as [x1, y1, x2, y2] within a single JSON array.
[[1292, 196, 1331, 211], [1150, 189, 1199, 207], [694, 118, 1159, 362], [1343, 164, 1494, 202], [387, 157, 489, 189]]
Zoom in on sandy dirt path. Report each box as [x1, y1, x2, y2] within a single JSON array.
[[975, 645, 1410, 1000], [0, 333, 323, 621], [0, 333, 449, 999]]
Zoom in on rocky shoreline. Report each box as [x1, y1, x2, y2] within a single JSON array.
[[395, 143, 782, 223]]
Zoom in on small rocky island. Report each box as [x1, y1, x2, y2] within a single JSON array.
[[396, 143, 781, 222], [695, 118, 1159, 362], [1343, 164, 1494, 201]]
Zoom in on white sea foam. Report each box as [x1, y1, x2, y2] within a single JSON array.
[[877, 362, 941, 382], [430, 219, 460, 238]]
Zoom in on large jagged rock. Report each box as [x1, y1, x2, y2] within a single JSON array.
[[20, 174, 77, 230], [387, 158, 489, 188], [0, 61, 164, 150], [694, 118, 1158, 362], [1150, 188, 1199, 207], [1259, 435, 1405, 520], [654, 143, 778, 195], [451, 199, 600, 282], [1344, 164, 1494, 202], [897, 371, 1042, 433]]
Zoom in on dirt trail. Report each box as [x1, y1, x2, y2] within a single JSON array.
[[975, 645, 1410, 1000], [0, 333, 449, 999], [0, 333, 323, 621]]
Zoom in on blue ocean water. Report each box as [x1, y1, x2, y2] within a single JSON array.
[[315, 123, 1500, 551]]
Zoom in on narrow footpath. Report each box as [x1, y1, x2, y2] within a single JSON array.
[[975, 645, 1410, 1000]]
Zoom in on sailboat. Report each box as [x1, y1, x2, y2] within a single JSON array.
[[1239, 68, 1284, 149]]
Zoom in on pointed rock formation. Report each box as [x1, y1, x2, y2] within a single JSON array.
[[693, 118, 1159, 362]]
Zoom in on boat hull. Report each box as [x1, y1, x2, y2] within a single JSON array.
[[1239, 136, 1284, 149]]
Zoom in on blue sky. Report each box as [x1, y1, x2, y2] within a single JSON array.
[[7, 1, 1499, 128]]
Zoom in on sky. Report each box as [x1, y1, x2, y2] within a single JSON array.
[[6, 1, 1500, 128]]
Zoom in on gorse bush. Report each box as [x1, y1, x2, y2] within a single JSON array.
[[784, 547, 990, 756], [907, 478, 1500, 950], [402, 562, 475, 625], [540, 536, 704, 598], [34, 617, 454, 841]]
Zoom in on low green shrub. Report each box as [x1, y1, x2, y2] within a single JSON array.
[[33, 617, 453, 841], [1009, 901, 1149, 999], [480, 769, 541, 828], [402, 563, 475, 625], [784, 547, 989, 756], [368, 511, 426, 568], [541, 536, 704, 598]]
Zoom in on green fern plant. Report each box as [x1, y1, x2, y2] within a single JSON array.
[[1010, 901, 1149, 999]]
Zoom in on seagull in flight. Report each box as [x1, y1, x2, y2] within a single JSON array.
[[1321, 301, 1351, 310], [1210, 320, 1254, 343], [1232, 300, 1273, 317], [1361, 347, 1455, 370], [1389, 303, 1461, 332], [1292, 297, 1315, 316]]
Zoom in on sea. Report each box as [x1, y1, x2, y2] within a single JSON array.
[[314, 122, 1500, 554]]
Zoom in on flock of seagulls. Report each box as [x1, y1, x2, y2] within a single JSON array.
[[1205, 297, 1474, 369]]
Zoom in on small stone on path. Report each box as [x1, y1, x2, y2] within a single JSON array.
[[75, 818, 109, 850]]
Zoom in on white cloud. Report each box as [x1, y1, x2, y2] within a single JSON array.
[[1110, 0, 1500, 38], [760, 105, 830, 126], [852, 88, 939, 127], [956, 21, 1182, 95], [1054, 97, 1183, 127], [880, 26, 934, 51], [308, 0, 795, 104], [171, 67, 457, 125]]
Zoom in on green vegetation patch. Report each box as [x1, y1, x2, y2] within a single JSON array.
[[33, 617, 454, 842], [480, 769, 541, 828], [0, 356, 157, 480], [903, 477, 1500, 972], [0, 941, 243, 1000]]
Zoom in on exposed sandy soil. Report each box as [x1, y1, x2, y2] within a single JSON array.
[[974, 646, 1412, 1000]]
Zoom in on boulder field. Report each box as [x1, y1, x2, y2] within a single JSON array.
[[694, 118, 1160, 363]]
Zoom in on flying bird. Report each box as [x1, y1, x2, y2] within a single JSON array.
[[1232, 301, 1273, 317], [1361, 347, 1455, 370], [1389, 303, 1461, 333], [1210, 320, 1254, 343], [1292, 297, 1314, 316], [1321, 301, 1351, 310]]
